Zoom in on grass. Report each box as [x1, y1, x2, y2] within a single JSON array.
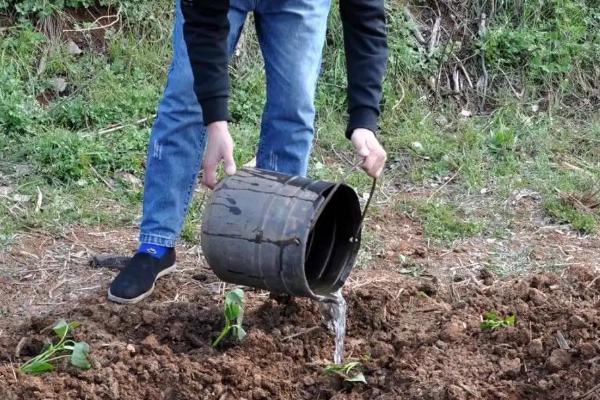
[[0, 0, 599, 259], [397, 199, 485, 243]]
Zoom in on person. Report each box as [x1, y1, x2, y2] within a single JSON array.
[[108, 0, 388, 304]]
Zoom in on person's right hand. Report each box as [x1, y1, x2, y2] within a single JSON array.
[[202, 121, 236, 189]]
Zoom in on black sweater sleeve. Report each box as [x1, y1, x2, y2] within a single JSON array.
[[181, 0, 230, 125], [340, 0, 388, 138], [181, 0, 388, 137]]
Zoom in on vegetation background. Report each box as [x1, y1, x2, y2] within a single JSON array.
[[0, 0, 598, 269]]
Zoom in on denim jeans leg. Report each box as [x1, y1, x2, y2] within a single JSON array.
[[254, 0, 331, 177], [139, 0, 248, 247]]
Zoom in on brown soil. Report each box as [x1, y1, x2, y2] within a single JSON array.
[[2, 262, 600, 399], [2, 198, 600, 399]]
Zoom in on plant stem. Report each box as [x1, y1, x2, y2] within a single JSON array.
[[212, 324, 231, 348]]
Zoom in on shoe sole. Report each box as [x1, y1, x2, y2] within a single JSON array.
[[107, 263, 178, 305]]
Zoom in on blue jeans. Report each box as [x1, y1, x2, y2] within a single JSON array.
[[140, 0, 331, 247]]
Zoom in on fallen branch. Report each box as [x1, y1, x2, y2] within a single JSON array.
[[427, 166, 463, 202], [478, 13, 489, 111], [89, 166, 114, 192], [282, 326, 320, 341], [402, 7, 426, 44], [428, 17, 442, 56], [575, 382, 600, 400], [63, 10, 121, 33], [97, 116, 154, 135]]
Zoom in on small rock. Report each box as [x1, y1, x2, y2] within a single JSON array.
[[418, 282, 437, 296], [14, 164, 33, 177], [570, 315, 587, 329], [126, 344, 136, 354], [115, 171, 142, 187], [435, 115, 449, 126], [459, 109, 473, 118], [12, 194, 31, 202], [515, 302, 529, 316], [302, 376, 315, 386], [142, 310, 159, 325], [577, 342, 596, 359], [0, 186, 13, 196], [538, 379, 550, 390], [547, 349, 571, 372], [392, 334, 409, 351], [211, 383, 225, 397], [411, 141, 424, 152], [499, 357, 521, 378], [413, 246, 427, 258], [252, 388, 269, 399], [371, 341, 395, 359], [141, 334, 160, 350], [435, 340, 448, 350], [528, 339, 544, 358], [527, 288, 546, 305], [50, 77, 67, 93], [67, 39, 83, 55], [439, 319, 466, 342]]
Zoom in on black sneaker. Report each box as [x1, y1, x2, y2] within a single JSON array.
[[107, 249, 177, 304]]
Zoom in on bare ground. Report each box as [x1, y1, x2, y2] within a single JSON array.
[[1, 199, 600, 399]]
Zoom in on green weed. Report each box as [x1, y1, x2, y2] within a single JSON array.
[[544, 198, 598, 234], [399, 200, 484, 243], [480, 312, 516, 331]]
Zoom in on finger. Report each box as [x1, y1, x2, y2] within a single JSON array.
[[374, 150, 387, 177], [223, 148, 237, 176], [362, 154, 377, 174], [352, 135, 371, 158], [202, 159, 219, 189], [356, 140, 370, 158]]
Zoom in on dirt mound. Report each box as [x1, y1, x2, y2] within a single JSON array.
[[1, 266, 600, 399]]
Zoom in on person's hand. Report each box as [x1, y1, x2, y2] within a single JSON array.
[[202, 121, 236, 189], [350, 128, 387, 178]]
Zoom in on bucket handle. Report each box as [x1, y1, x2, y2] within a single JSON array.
[[317, 160, 377, 242]]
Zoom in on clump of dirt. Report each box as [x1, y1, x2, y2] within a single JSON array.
[[1, 265, 600, 399]]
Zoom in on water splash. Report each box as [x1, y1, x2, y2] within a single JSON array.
[[319, 289, 347, 364]]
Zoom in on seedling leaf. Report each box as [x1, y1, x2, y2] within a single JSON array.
[[345, 372, 367, 383], [53, 320, 81, 338], [22, 361, 54, 375], [234, 326, 246, 341], [324, 361, 367, 384], [226, 289, 244, 305], [70, 342, 91, 369], [53, 319, 69, 338], [226, 303, 242, 320]]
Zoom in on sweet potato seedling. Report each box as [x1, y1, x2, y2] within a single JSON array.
[[324, 361, 367, 384], [480, 311, 516, 331], [20, 319, 91, 375], [212, 288, 246, 347]]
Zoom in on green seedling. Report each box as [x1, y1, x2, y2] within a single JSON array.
[[20, 319, 91, 375], [324, 361, 367, 384], [212, 288, 246, 347], [480, 311, 516, 331]]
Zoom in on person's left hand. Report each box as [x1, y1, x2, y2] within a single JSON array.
[[350, 128, 387, 178]]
